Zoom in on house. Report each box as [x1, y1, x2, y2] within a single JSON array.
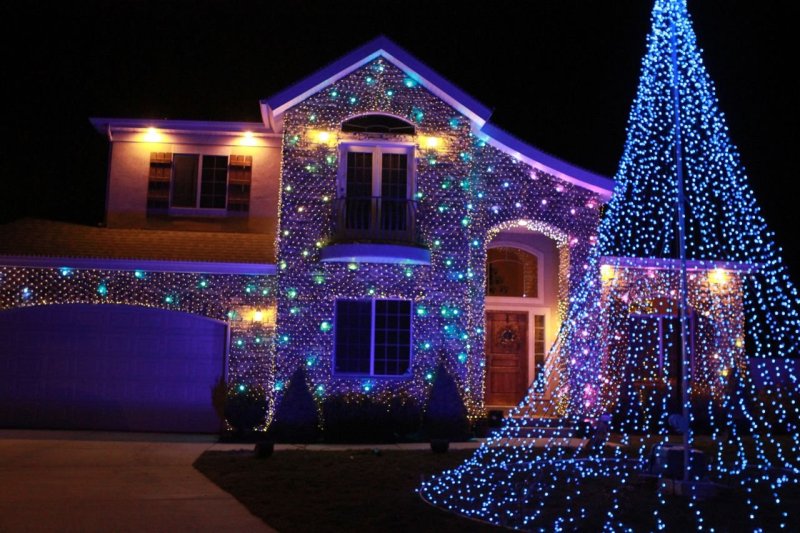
[[0, 36, 613, 433]]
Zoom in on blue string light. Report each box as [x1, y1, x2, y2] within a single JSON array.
[[420, 1, 800, 529]]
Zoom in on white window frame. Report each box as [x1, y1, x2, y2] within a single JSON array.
[[332, 297, 414, 378], [169, 153, 229, 216], [337, 141, 416, 199]]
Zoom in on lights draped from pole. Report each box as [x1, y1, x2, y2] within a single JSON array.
[[420, 1, 800, 530]]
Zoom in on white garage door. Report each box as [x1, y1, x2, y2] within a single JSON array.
[[0, 304, 227, 433]]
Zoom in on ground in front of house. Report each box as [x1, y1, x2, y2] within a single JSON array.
[[194, 447, 501, 532], [194, 435, 800, 532], [0, 430, 274, 533]]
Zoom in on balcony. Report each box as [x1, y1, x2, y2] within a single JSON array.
[[320, 197, 430, 265]]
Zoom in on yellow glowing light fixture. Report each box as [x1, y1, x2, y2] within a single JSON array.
[[600, 264, 616, 282], [239, 131, 258, 146], [309, 130, 336, 145], [419, 136, 443, 150], [708, 268, 729, 286], [143, 127, 162, 142], [249, 306, 276, 327]]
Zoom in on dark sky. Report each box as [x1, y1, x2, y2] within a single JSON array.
[[4, 1, 798, 273]]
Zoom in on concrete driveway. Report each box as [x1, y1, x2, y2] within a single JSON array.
[[0, 430, 274, 532]]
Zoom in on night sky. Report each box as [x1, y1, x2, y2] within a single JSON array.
[[4, 1, 798, 274]]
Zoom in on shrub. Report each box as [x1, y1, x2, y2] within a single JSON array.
[[387, 395, 423, 438], [422, 364, 471, 441], [267, 368, 320, 443], [322, 394, 421, 443], [211, 377, 269, 436]]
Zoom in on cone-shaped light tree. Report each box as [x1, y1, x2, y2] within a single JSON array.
[[419, 1, 800, 529]]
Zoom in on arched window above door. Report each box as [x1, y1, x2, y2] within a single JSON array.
[[341, 114, 416, 134], [486, 247, 540, 298]]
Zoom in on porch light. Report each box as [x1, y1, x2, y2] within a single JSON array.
[[249, 306, 276, 327]]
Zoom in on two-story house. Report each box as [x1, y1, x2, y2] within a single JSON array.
[[0, 37, 613, 433]]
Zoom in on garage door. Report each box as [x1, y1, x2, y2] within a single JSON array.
[[0, 304, 227, 433]]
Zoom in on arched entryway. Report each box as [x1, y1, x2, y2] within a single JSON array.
[[484, 226, 563, 408]]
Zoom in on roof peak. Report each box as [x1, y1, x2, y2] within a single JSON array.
[[259, 36, 614, 197]]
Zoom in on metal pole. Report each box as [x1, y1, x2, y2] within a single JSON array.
[[669, 9, 692, 484]]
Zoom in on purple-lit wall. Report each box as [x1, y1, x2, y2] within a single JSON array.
[[0, 266, 276, 395], [274, 58, 602, 416]]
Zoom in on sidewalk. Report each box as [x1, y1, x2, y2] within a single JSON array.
[[0, 430, 275, 533]]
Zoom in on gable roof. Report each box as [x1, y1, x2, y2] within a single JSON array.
[[262, 36, 493, 128], [261, 35, 615, 198]]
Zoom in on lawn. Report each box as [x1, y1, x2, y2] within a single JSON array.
[[195, 437, 800, 531], [194, 448, 500, 532]]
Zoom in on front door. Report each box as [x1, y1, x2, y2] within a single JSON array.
[[485, 311, 528, 406]]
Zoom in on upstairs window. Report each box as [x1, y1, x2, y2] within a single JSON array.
[[334, 299, 412, 376], [338, 144, 414, 240], [146, 153, 252, 215], [171, 154, 228, 209]]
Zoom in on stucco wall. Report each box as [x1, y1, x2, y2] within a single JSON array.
[[105, 134, 281, 233]]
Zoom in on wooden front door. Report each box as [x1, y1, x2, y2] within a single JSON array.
[[485, 311, 528, 406]]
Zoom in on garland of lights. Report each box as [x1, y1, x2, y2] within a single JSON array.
[[420, 1, 800, 530], [274, 57, 601, 417]]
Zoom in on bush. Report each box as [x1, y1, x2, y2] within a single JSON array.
[[422, 364, 471, 441], [211, 377, 269, 436], [322, 394, 421, 443], [267, 368, 320, 443]]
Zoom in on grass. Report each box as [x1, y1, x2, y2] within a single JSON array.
[[194, 448, 500, 532], [194, 436, 800, 531]]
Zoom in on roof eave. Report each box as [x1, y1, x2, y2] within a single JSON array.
[[89, 117, 278, 138], [0, 255, 276, 276], [477, 122, 615, 199]]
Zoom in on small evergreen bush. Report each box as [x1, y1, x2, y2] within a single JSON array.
[[267, 368, 320, 443], [211, 377, 269, 437], [422, 364, 471, 441]]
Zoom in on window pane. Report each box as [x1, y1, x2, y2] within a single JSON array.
[[373, 300, 411, 376], [380, 153, 408, 232], [380, 154, 407, 199], [345, 152, 373, 231], [200, 155, 228, 209], [171, 154, 199, 207], [334, 300, 372, 374], [486, 247, 539, 297], [346, 152, 373, 197], [341, 115, 415, 134]]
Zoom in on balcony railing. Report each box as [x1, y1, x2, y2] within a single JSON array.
[[331, 197, 421, 246]]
